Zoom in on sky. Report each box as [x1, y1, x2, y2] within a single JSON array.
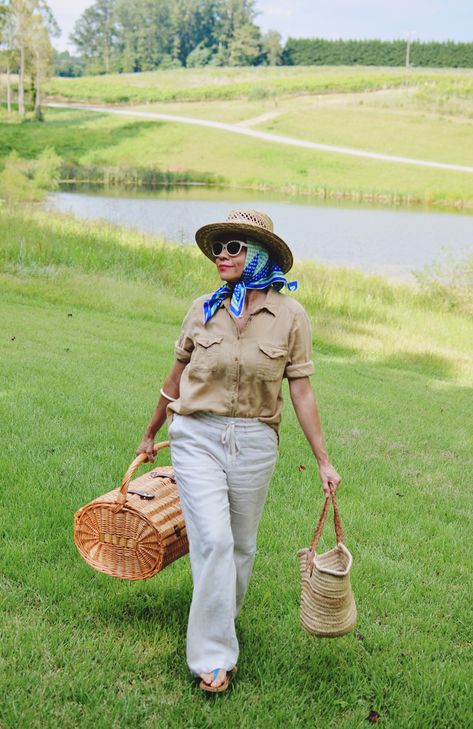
[[47, 0, 473, 53]]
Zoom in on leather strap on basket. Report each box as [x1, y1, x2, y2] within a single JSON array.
[[305, 487, 345, 573], [113, 441, 170, 513]]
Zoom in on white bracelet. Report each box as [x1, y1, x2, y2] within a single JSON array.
[[160, 387, 177, 402]]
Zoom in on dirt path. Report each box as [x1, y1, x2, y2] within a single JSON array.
[[47, 101, 473, 174], [238, 110, 282, 127]]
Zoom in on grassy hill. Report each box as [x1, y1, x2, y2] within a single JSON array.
[[1, 207, 472, 728], [2, 66, 473, 206], [42, 65, 473, 105]]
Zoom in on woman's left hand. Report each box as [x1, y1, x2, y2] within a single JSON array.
[[318, 462, 342, 497], [287, 377, 342, 497]]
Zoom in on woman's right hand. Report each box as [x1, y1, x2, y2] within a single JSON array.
[[136, 436, 156, 463]]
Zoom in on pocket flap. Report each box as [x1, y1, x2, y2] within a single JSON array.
[[259, 343, 287, 359], [195, 335, 223, 348]]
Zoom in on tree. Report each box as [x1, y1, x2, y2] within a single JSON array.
[[169, 0, 221, 67], [261, 29, 282, 65], [1, 0, 57, 116], [112, 0, 175, 72], [8, 0, 30, 113], [70, 0, 265, 72], [213, 0, 258, 64], [71, 0, 117, 74], [0, 1, 16, 111], [186, 41, 213, 67], [30, 17, 54, 119], [53, 50, 85, 77], [228, 23, 261, 66]]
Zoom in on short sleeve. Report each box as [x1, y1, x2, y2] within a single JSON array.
[[174, 303, 196, 364], [284, 306, 315, 379]]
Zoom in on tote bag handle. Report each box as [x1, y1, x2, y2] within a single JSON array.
[[305, 487, 345, 571]]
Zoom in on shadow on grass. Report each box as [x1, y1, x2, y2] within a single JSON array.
[[382, 350, 455, 380], [313, 335, 359, 358], [91, 570, 192, 633], [0, 114, 163, 164]]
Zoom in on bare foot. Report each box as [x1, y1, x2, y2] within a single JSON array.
[[200, 668, 227, 688]]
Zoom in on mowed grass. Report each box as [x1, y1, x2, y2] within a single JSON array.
[[257, 93, 473, 168], [2, 103, 473, 206], [1, 208, 472, 728]]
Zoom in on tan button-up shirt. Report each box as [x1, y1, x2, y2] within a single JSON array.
[[168, 287, 314, 433]]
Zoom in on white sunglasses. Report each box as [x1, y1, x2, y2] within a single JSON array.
[[211, 240, 247, 258]]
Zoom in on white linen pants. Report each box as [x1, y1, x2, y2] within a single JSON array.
[[169, 412, 278, 675]]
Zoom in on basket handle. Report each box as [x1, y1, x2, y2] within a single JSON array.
[[113, 441, 170, 513], [305, 487, 345, 571]]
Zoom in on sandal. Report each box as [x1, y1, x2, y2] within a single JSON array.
[[199, 666, 238, 693]]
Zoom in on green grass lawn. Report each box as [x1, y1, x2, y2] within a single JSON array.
[[1, 208, 472, 728], [258, 99, 473, 167]]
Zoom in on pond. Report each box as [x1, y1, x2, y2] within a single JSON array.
[[46, 187, 473, 280]]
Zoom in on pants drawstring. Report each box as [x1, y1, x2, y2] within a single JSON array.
[[221, 421, 241, 462]]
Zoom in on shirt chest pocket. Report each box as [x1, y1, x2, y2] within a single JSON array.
[[257, 343, 288, 381], [191, 335, 223, 372]]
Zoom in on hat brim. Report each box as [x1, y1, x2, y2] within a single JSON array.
[[195, 222, 293, 274]]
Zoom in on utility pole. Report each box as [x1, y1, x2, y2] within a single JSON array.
[[402, 30, 417, 95], [403, 30, 416, 70]]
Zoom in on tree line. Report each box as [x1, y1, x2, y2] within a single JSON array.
[[282, 38, 473, 68], [69, 0, 283, 75], [66, 1, 473, 75]]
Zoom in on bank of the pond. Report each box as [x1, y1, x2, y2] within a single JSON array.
[[2, 205, 472, 383], [59, 164, 468, 209], [46, 188, 473, 282]]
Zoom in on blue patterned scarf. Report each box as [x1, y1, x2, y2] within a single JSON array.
[[203, 241, 298, 324]]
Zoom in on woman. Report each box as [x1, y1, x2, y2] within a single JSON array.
[[136, 209, 341, 692]]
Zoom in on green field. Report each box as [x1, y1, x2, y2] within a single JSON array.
[[1, 207, 472, 728], [41, 65, 473, 105], [257, 94, 473, 168], [1, 100, 473, 206]]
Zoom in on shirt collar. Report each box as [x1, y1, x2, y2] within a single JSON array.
[[221, 286, 280, 316]]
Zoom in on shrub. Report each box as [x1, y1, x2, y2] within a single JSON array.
[[0, 148, 62, 204], [415, 250, 473, 315]]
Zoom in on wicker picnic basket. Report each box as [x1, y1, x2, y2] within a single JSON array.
[[73, 441, 188, 580], [297, 488, 357, 637]]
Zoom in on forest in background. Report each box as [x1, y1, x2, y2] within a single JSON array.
[[61, 0, 282, 75], [58, 0, 473, 76], [283, 38, 473, 69]]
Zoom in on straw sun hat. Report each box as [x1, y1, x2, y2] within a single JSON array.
[[195, 209, 294, 274]]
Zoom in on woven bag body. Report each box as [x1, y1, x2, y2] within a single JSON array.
[[298, 490, 356, 637], [74, 442, 188, 580]]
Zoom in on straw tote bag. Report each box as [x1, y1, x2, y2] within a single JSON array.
[[297, 488, 357, 637], [74, 441, 189, 580]]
